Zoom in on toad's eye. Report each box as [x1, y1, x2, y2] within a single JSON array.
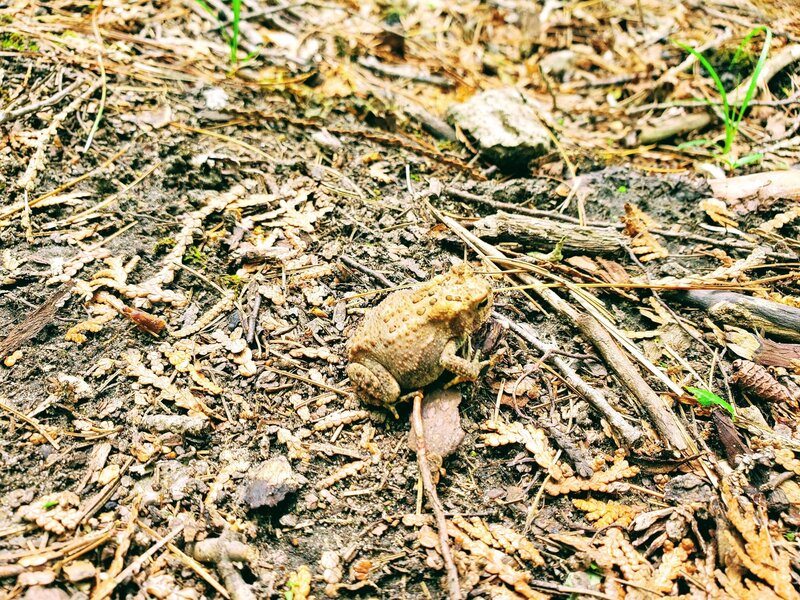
[[477, 297, 489, 309]]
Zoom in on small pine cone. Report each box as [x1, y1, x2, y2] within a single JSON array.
[[730, 359, 796, 406]]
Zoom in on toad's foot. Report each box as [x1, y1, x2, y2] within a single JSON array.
[[440, 340, 502, 388], [346, 358, 401, 414]]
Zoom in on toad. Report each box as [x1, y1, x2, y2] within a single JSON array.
[[346, 263, 494, 414]]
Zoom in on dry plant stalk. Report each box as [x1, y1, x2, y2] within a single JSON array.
[[757, 205, 800, 234], [162, 343, 222, 396], [572, 498, 643, 528], [621, 204, 669, 262], [411, 393, 462, 600], [315, 460, 368, 490], [90, 496, 141, 600], [593, 528, 653, 596], [593, 528, 691, 596], [277, 428, 311, 461], [312, 410, 370, 431], [718, 478, 798, 600], [447, 521, 548, 600], [171, 292, 236, 338], [210, 328, 257, 377], [17, 80, 102, 192], [65, 303, 117, 343], [121, 350, 216, 418], [545, 458, 639, 496], [47, 247, 112, 285], [451, 515, 544, 567], [480, 420, 562, 480]]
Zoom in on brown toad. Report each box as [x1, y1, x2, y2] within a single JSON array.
[[346, 263, 494, 413]]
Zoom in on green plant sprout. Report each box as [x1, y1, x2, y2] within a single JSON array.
[[184, 245, 208, 268], [686, 387, 736, 419], [673, 26, 772, 170], [230, 0, 241, 64], [193, 0, 243, 65]]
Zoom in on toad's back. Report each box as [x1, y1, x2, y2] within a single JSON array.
[[347, 265, 493, 391]]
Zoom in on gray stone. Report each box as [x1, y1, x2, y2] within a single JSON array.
[[242, 455, 307, 509], [447, 87, 552, 172]]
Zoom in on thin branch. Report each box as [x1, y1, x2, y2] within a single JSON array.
[[411, 393, 462, 600]]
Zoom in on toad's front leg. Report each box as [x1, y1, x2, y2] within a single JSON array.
[[439, 338, 491, 386]]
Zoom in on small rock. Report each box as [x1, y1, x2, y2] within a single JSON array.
[[664, 473, 715, 504], [23, 586, 68, 600], [242, 456, 308, 509], [407, 388, 465, 459], [319, 550, 342, 584], [539, 50, 577, 78], [203, 87, 229, 110], [312, 129, 343, 151], [63, 560, 96, 583], [136, 105, 173, 129], [418, 525, 439, 549], [98, 464, 120, 486], [447, 87, 552, 172], [140, 414, 208, 436], [19, 570, 56, 587], [279, 513, 298, 528]]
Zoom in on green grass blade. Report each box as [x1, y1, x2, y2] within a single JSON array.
[[675, 138, 712, 150], [231, 0, 241, 64], [731, 152, 763, 168], [673, 39, 734, 152], [192, 0, 215, 17], [731, 26, 772, 129]]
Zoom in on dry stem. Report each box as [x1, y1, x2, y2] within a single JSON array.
[[411, 392, 462, 600]]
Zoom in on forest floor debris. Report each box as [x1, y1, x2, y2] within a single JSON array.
[[1, 0, 800, 598]]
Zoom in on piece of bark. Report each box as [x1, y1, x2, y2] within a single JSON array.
[[0, 281, 74, 358], [471, 211, 623, 255], [712, 409, 748, 465], [636, 112, 713, 145], [679, 290, 800, 342], [709, 170, 800, 203], [725, 329, 800, 372]]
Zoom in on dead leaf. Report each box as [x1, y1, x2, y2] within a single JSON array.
[[408, 387, 465, 459]]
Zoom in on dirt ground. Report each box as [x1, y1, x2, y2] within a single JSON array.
[[1, 0, 800, 599]]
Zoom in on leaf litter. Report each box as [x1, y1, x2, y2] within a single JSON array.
[[0, 0, 800, 598]]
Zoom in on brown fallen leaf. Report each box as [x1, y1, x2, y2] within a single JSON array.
[[407, 387, 465, 459]]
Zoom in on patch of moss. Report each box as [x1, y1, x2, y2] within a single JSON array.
[[220, 274, 243, 291], [153, 237, 177, 255], [183, 245, 208, 267], [0, 32, 38, 52]]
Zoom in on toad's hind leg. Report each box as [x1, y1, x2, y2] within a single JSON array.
[[346, 358, 401, 409]]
